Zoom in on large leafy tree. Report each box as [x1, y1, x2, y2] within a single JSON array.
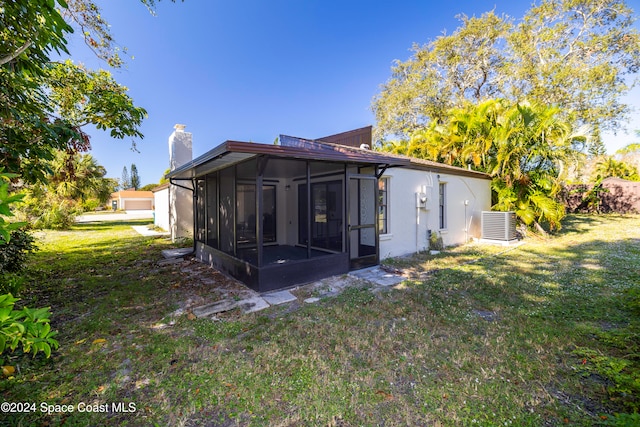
[[373, 0, 640, 152], [384, 99, 588, 231], [0, 0, 153, 184]]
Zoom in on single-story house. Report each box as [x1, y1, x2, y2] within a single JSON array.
[[108, 189, 154, 210], [166, 126, 491, 292]]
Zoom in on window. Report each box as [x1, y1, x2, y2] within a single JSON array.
[[439, 182, 446, 229], [378, 177, 389, 234]]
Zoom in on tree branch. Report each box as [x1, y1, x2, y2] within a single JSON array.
[[0, 40, 32, 66]]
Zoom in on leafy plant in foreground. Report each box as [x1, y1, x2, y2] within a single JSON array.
[[0, 172, 58, 364], [0, 294, 59, 362]]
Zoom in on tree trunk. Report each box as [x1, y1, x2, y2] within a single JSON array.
[[533, 221, 548, 236]]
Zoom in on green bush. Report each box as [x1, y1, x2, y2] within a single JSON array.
[[37, 199, 80, 229], [429, 231, 444, 251], [0, 229, 36, 274], [17, 192, 80, 230], [81, 197, 102, 212], [0, 274, 26, 296]]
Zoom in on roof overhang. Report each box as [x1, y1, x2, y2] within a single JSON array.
[[166, 140, 411, 180]]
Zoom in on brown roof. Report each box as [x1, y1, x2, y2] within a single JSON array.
[[167, 127, 491, 181], [167, 139, 411, 179], [309, 135, 491, 180]]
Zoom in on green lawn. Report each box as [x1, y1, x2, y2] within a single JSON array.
[[1, 215, 639, 426]]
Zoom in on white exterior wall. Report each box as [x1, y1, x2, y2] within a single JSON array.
[[168, 125, 194, 240], [154, 187, 170, 231], [379, 167, 491, 259]]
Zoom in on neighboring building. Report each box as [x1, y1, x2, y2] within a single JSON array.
[[166, 126, 491, 292], [152, 183, 170, 231], [564, 176, 640, 213], [108, 190, 154, 210]]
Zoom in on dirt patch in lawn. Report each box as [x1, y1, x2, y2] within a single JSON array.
[[166, 259, 257, 315]]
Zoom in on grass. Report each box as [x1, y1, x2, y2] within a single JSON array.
[[1, 214, 639, 426]]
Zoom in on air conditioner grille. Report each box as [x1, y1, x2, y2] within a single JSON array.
[[481, 211, 517, 241]]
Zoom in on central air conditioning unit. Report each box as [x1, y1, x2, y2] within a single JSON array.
[[481, 211, 517, 241]]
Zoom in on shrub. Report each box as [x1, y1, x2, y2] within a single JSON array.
[[0, 229, 36, 274], [17, 191, 80, 230], [429, 231, 444, 251], [81, 197, 102, 212], [0, 274, 26, 296]]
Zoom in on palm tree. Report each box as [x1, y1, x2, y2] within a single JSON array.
[[48, 152, 114, 203], [393, 99, 588, 231], [594, 157, 640, 181]]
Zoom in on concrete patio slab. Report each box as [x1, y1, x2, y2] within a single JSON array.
[[238, 296, 270, 314], [192, 299, 238, 318], [262, 290, 297, 306], [349, 266, 404, 287], [162, 248, 193, 259]]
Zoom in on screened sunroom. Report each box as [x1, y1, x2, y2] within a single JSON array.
[[167, 138, 408, 292]]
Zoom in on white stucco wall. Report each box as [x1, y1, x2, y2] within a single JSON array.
[[153, 187, 170, 231], [168, 125, 194, 240], [379, 167, 491, 259]]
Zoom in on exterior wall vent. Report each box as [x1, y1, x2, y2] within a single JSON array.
[[481, 211, 517, 241]]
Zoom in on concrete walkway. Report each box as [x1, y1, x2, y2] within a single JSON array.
[[187, 265, 405, 319], [131, 225, 169, 237], [157, 248, 407, 319], [348, 266, 405, 287], [76, 210, 154, 223]]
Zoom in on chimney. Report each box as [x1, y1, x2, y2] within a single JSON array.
[[167, 124, 193, 241], [169, 124, 192, 171]]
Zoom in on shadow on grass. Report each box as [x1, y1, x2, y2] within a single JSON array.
[[416, 214, 640, 414]]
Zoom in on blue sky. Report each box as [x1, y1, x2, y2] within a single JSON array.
[[66, 0, 640, 187]]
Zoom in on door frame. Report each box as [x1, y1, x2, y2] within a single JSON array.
[[346, 173, 379, 270]]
